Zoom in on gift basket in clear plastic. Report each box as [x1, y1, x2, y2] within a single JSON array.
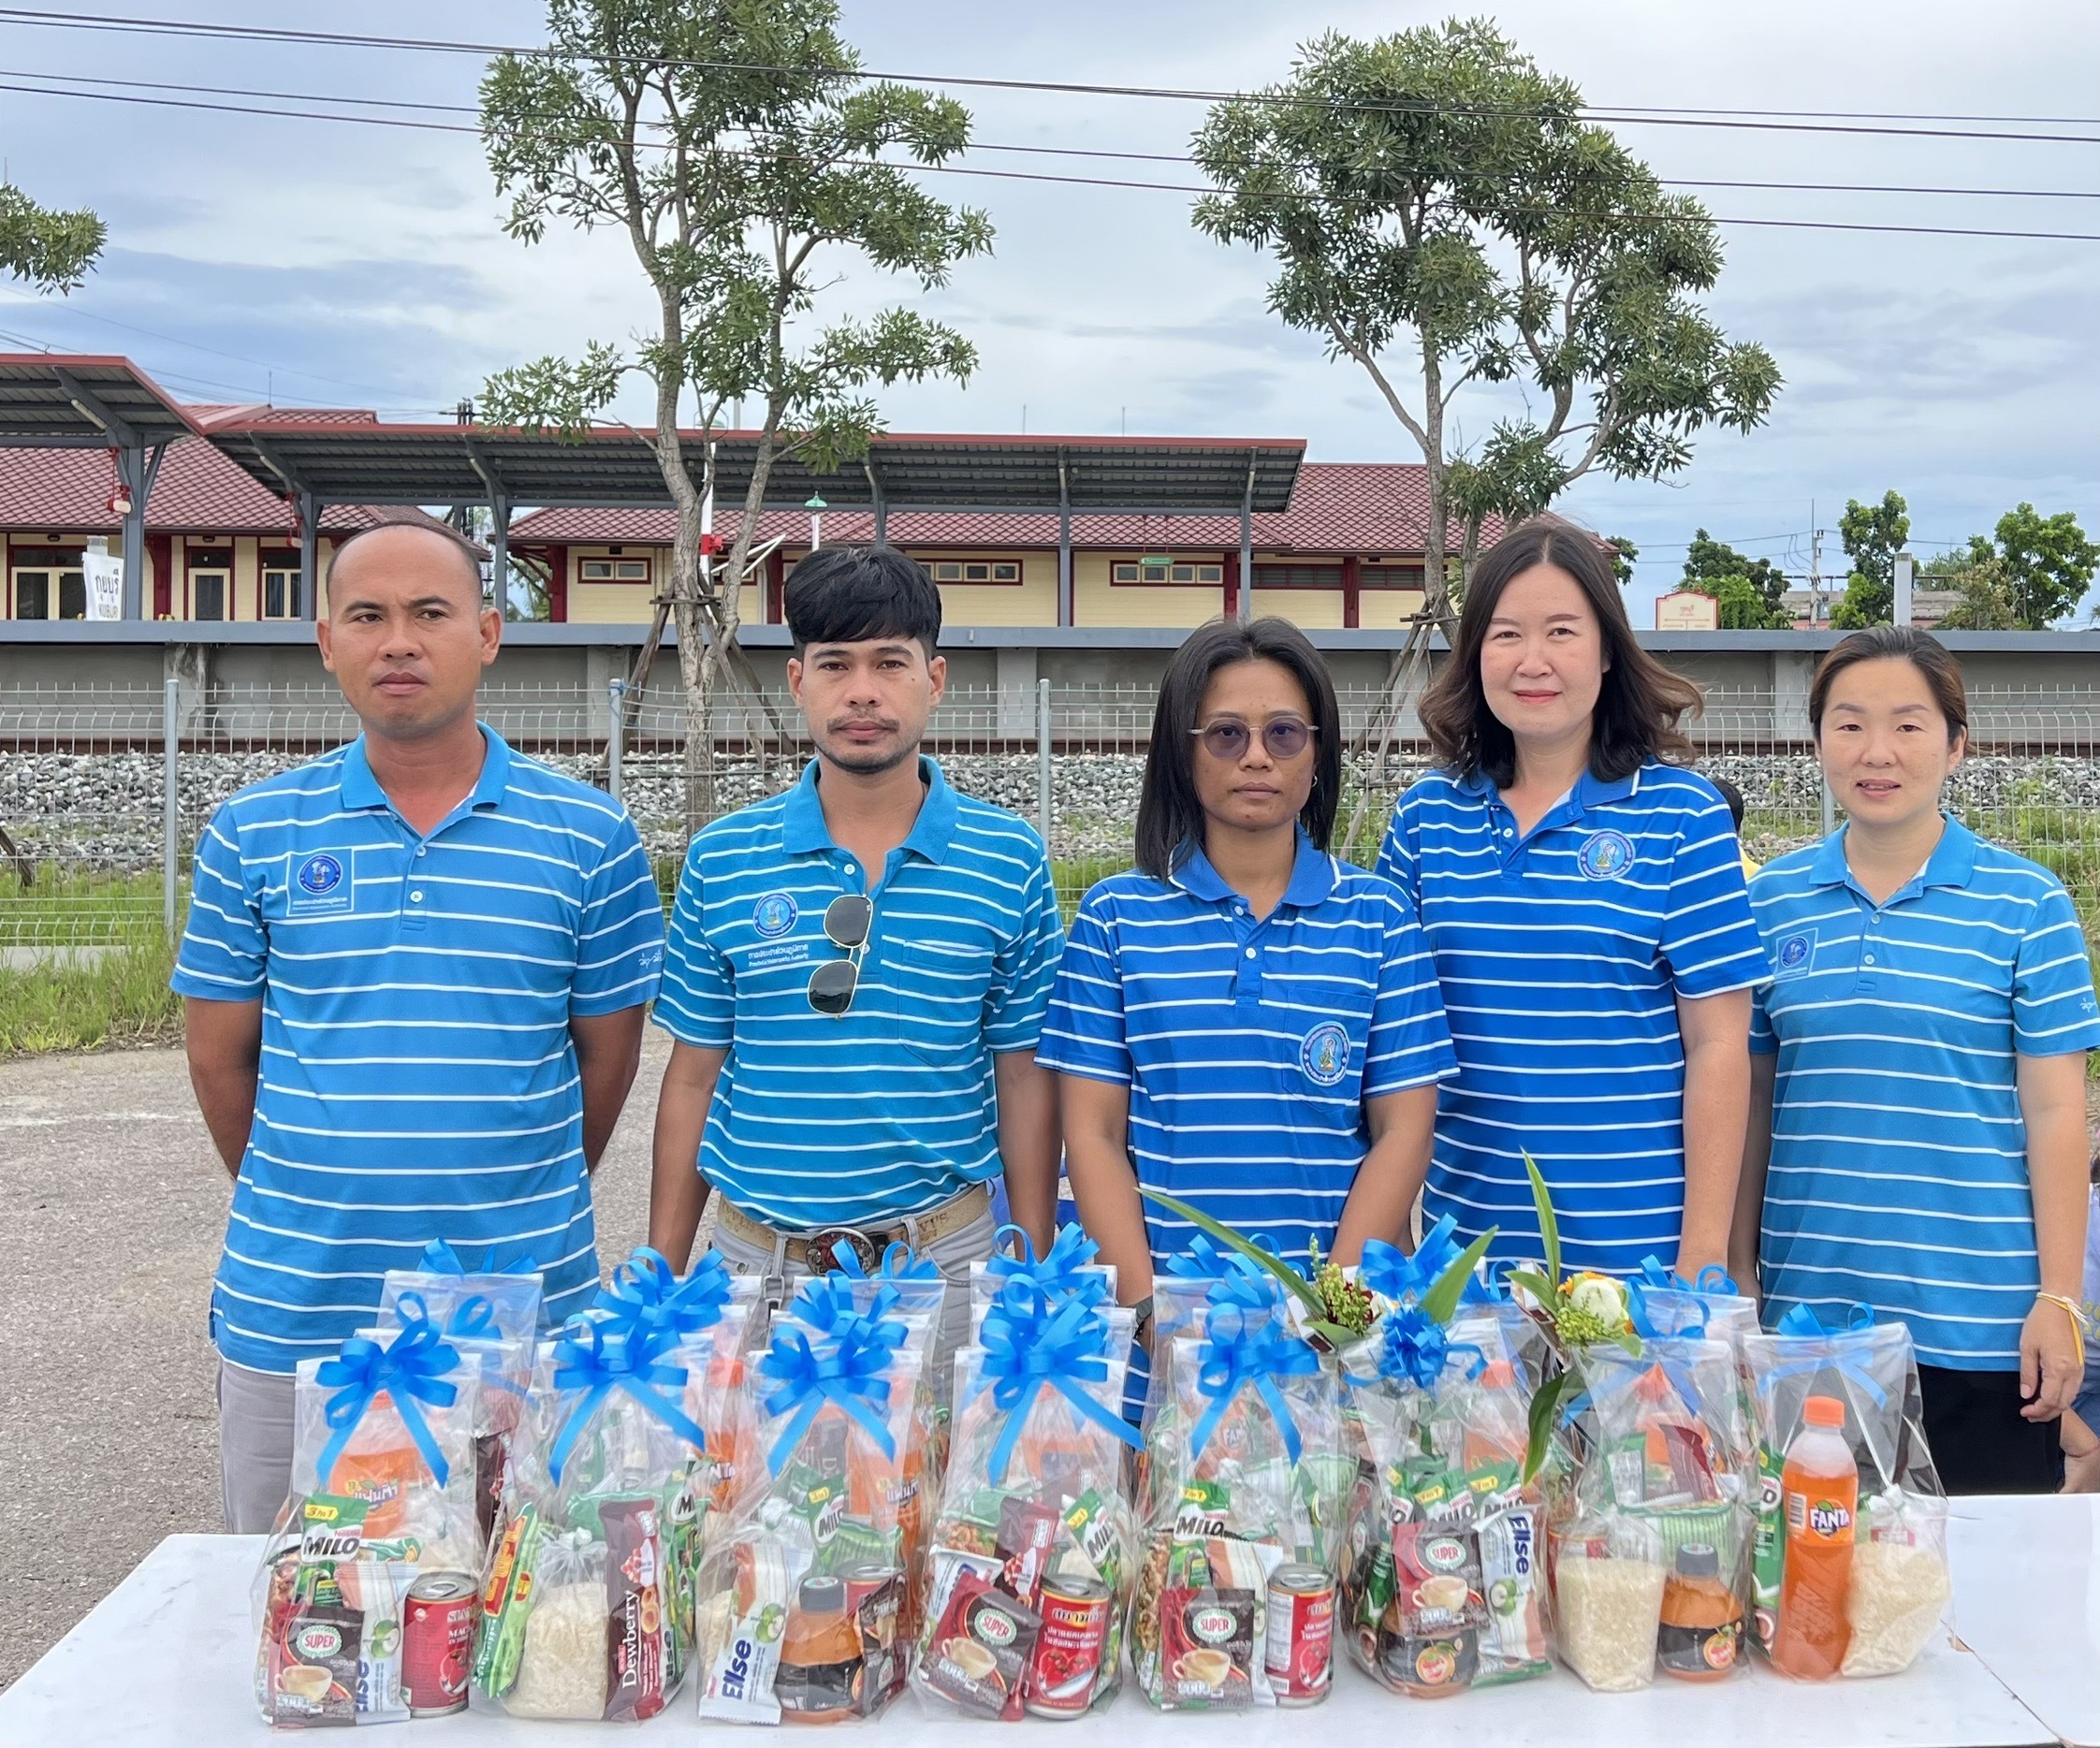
[[1130, 1264, 1349, 1712], [473, 1260, 756, 1723], [1742, 1306, 1949, 1681], [913, 1281, 1141, 1721], [967, 1223, 1116, 1339], [254, 1308, 484, 1726], [693, 1274, 940, 1725]]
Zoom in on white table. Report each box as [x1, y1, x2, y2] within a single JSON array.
[[0, 1499, 2079, 1747], [1945, 1493, 2099, 1747]]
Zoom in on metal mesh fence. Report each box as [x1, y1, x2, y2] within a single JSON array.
[[0, 679, 2094, 948]]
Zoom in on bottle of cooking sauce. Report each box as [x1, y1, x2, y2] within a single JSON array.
[[776, 1575, 864, 1724], [1772, 1395, 1858, 1681], [1657, 1542, 1743, 1680]]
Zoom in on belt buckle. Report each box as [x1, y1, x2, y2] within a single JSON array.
[[807, 1226, 879, 1274]]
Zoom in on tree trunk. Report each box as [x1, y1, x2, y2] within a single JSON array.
[[645, 293, 715, 835]]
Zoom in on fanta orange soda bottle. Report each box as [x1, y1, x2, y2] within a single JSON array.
[[1771, 1394, 1857, 1679]]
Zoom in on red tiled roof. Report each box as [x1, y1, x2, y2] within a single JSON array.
[[0, 430, 451, 537], [508, 462, 1552, 555]]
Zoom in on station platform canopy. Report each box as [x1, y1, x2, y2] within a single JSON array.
[[193, 417, 1305, 515], [0, 354, 199, 449]]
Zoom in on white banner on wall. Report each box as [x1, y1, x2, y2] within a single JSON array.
[[83, 536, 123, 621]]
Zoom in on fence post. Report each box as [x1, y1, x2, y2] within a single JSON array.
[[163, 676, 180, 935], [1037, 677, 1052, 844], [1820, 774, 1835, 838], [607, 678, 626, 803]]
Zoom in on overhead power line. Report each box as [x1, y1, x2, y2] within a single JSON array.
[[5, 7, 2100, 146], [7, 76, 2100, 244]]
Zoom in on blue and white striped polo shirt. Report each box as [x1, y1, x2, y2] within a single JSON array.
[[1376, 762, 1767, 1275], [1749, 818, 2100, 1369], [172, 728, 664, 1373], [653, 757, 1063, 1228], [1036, 830, 1458, 1269]]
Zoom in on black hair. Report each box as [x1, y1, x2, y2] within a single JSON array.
[[1809, 626, 1968, 743], [1419, 520, 1700, 786], [784, 546, 941, 658], [1709, 775, 1746, 832], [1134, 618, 1342, 881]]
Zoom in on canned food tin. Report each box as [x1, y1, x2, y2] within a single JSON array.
[[1265, 1563, 1335, 1707], [401, 1571, 476, 1716], [1026, 1574, 1113, 1719], [839, 1561, 900, 1616]]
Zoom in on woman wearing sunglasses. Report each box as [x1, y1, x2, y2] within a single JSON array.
[[1039, 618, 1457, 1370], [1374, 521, 1767, 1284]]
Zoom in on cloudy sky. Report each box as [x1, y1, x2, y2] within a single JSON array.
[[2, 0, 2096, 615]]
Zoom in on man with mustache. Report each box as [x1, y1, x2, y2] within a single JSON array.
[[647, 546, 1062, 1372], [174, 522, 664, 1530]]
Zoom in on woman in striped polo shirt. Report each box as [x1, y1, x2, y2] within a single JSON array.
[[1375, 522, 1768, 1282], [1039, 618, 1458, 1368], [1735, 628, 2098, 1493]]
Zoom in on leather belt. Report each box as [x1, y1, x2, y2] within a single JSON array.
[[714, 1181, 991, 1272]]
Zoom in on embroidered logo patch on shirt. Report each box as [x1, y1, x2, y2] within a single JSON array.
[[1300, 1020, 1351, 1086], [752, 892, 799, 938], [1577, 829, 1635, 880], [287, 850, 352, 915], [1774, 929, 1817, 980]]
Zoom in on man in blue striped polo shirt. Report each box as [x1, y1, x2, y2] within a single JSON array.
[[175, 523, 664, 1531], [648, 546, 1063, 1368]]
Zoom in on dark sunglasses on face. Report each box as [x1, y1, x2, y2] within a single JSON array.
[[1189, 717, 1317, 763], [807, 893, 873, 1016]]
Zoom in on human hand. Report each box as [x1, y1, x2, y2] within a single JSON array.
[[2020, 1296, 2086, 1420]]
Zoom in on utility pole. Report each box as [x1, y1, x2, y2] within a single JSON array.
[[1807, 503, 1826, 626]]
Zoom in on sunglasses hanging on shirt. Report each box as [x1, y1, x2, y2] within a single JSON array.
[[1190, 717, 1317, 762], [807, 893, 873, 1017]]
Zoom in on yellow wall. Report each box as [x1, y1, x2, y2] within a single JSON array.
[[1072, 553, 1223, 628], [566, 543, 757, 625], [907, 549, 1057, 627], [1357, 589, 1428, 632], [1249, 589, 1346, 631]]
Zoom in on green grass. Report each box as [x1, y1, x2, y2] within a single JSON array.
[[0, 867, 169, 947], [0, 926, 182, 1056]]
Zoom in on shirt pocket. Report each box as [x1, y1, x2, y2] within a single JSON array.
[[1266, 970, 1377, 1094], [882, 937, 997, 1070]]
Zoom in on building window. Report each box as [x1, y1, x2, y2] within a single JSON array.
[[929, 560, 1021, 583], [1252, 564, 1343, 590], [261, 549, 299, 619], [1113, 558, 1221, 585], [12, 568, 86, 619], [579, 559, 649, 582], [1361, 563, 1426, 589]]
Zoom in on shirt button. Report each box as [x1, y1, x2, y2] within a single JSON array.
[[1244, 947, 1258, 959], [1863, 954, 1875, 965], [410, 890, 424, 902], [416, 845, 427, 857]]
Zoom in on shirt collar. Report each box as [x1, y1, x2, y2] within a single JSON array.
[[780, 755, 958, 865], [1452, 763, 1640, 816], [1812, 814, 1978, 896], [1171, 825, 1334, 910], [338, 724, 512, 815]]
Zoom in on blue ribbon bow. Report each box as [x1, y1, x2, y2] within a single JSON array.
[[314, 1306, 462, 1493], [970, 1283, 1142, 1481], [1350, 1303, 1486, 1393], [1189, 1296, 1320, 1464], [1627, 1278, 1710, 1343], [594, 1246, 734, 1341], [757, 1311, 909, 1477], [786, 1272, 904, 1343], [1359, 1213, 1491, 1308], [546, 1318, 710, 1486], [828, 1239, 942, 1285], [1637, 1255, 1740, 1297], [1762, 1302, 1889, 1409], [393, 1288, 497, 1344], [984, 1224, 1111, 1308], [417, 1238, 540, 1279], [1162, 1233, 1236, 1281]]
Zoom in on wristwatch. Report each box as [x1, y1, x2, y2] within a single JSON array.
[[1128, 1294, 1155, 1336]]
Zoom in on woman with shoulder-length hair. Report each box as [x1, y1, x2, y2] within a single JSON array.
[[1038, 617, 1457, 1360], [1735, 627, 2098, 1493], [1374, 521, 1767, 1281]]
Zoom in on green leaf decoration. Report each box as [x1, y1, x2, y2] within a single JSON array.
[[1523, 1151, 1561, 1286], [1524, 1368, 1570, 1482], [1134, 1186, 1326, 1319], [1420, 1228, 1497, 1327], [1505, 1267, 1555, 1308]]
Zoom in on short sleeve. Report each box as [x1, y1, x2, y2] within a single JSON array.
[[570, 808, 665, 1015], [1033, 889, 1130, 1085], [984, 834, 1065, 1055], [1748, 982, 1779, 1055], [1372, 788, 1422, 908], [2011, 878, 2100, 1056], [1657, 785, 1770, 998], [653, 836, 736, 1048], [1363, 892, 1459, 1096], [170, 804, 267, 1000]]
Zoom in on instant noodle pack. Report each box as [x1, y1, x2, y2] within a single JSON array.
[[247, 1231, 1959, 1730]]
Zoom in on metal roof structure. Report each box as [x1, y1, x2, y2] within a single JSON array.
[[194, 418, 1304, 514], [0, 354, 199, 449]]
